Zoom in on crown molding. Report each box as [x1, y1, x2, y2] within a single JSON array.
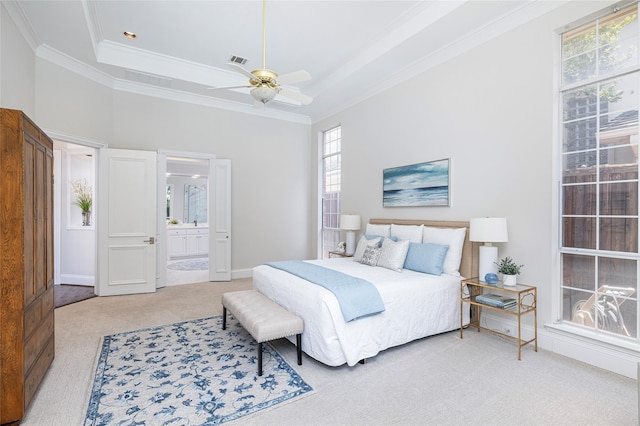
[[113, 79, 311, 124], [311, 0, 569, 124], [36, 44, 114, 87], [81, 0, 102, 59], [35, 45, 310, 125]]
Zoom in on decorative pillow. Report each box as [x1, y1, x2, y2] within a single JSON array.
[[390, 224, 424, 243], [404, 243, 450, 275], [353, 236, 382, 262], [376, 238, 410, 272], [422, 227, 466, 276], [365, 223, 391, 238], [363, 234, 397, 246], [360, 245, 381, 266]]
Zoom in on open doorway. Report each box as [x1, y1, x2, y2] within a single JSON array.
[[164, 156, 210, 286], [53, 141, 97, 306]]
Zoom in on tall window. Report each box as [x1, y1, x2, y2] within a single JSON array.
[[560, 5, 639, 341], [321, 125, 341, 258]]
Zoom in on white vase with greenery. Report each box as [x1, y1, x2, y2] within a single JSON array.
[[496, 256, 523, 287], [71, 179, 93, 226]]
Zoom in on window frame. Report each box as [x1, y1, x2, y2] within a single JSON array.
[[557, 3, 640, 346], [320, 125, 342, 258]]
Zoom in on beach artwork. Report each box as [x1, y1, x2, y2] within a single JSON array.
[[383, 159, 450, 207]]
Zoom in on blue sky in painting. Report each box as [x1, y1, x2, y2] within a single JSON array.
[[383, 159, 449, 191]]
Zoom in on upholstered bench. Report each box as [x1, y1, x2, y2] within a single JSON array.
[[222, 290, 303, 376]]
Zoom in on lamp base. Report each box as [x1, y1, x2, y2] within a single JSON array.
[[345, 231, 357, 256], [478, 245, 498, 281]]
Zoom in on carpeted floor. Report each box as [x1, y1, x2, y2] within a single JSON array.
[[23, 279, 638, 426], [54, 284, 96, 308]]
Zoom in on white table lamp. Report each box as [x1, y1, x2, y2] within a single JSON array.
[[340, 214, 361, 256], [469, 217, 508, 281]]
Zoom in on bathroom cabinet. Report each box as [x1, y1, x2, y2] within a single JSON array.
[[0, 109, 55, 424], [167, 226, 209, 259]]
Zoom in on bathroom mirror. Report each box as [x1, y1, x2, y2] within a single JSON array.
[[166, 184, 174, 220], [184, 184, 207, 224]]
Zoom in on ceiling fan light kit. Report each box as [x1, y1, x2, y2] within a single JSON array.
[[251, 86, 278, 104]]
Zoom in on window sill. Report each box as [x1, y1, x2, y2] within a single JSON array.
[[545, 321, 640, 354]]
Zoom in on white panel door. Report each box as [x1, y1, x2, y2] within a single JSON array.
[[210, 159, 231, 281], [97, 148, 157, 296]]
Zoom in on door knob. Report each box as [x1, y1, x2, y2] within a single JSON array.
[[144, 237, 155, 244]]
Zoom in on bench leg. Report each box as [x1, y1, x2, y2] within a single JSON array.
[[296, 334, 302, 366], [258, 342, 263, 376], [222, 307, 227, 330]]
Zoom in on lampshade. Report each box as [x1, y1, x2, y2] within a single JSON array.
[[340, 214, 361, 231], [250, 86, 277, 104], [469, 217, 508, 243], [469, 217, 508, 282]]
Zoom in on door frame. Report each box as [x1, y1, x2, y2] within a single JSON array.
[[157, 150, 217, 288], [45, 130, 105, 292]]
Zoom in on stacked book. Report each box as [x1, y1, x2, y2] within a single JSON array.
[[475, 293, 517, 309]]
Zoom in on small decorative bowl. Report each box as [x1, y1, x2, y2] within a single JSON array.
[[484, 273, 499, 285]]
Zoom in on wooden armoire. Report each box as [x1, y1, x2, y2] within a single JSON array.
[[0, 109, 55, 424]]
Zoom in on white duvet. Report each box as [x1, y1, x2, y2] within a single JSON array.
[[252, 258, 470, 367]]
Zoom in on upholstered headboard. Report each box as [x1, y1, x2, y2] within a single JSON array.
[[369, 218, 480, 279]]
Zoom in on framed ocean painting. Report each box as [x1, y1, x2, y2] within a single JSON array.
[[383, 158, 450, 207]]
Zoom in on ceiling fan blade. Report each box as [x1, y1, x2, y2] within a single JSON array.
[[226, 62, 256, 80], [207, 85, 251, 90], [277, 70, 311, 85], [278, 87, 313, 105]]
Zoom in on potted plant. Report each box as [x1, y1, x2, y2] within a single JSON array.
[[496, 256, 523, 286], [71, 179, 93, 226]]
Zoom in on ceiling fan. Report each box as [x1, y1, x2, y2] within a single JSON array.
[[215, 0, 313, 106]]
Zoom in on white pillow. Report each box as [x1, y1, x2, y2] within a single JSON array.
[[353, 236, 382, 262], [365, 223, 391, 238], [377, 238, 410, 272], [390, 224, 424, 243], [422, 227, 466, 276]]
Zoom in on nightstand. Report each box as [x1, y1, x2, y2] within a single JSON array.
[[328, 251, 353, 258], [460, 277, 537, 360]]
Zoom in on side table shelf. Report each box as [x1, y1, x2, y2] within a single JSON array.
[[460, 277, 537, 360], [328, 251, 353, 258]]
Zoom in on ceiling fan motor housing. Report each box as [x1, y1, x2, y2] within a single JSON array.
[[250, 69, 279, 88]]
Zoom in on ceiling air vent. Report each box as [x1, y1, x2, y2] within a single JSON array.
[[229, 55, 248, 65], [125, 69, 171, 88]]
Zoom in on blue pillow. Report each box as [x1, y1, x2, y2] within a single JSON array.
[[404, 243, 449, 275]]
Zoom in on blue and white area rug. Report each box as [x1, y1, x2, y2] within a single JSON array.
[[168, 258, 209, 271], [84, 316, 313, 425]]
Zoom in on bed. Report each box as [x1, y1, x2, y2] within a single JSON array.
[[252, 219, 480, 367]]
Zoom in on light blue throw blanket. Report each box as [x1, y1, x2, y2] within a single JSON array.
[[266, 260, 385, 322]]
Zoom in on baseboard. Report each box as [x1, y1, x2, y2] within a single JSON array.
[[60, 274, 95, 286], [231, 268, 253, 280], [483, 313, 639, 379]]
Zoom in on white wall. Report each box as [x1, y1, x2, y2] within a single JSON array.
[[34, 60, 113, 142], [0, 2, 35, 114], [31, 65, 311, 274], [311, 1, 638, 376], [109, 92, 311, 272]]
